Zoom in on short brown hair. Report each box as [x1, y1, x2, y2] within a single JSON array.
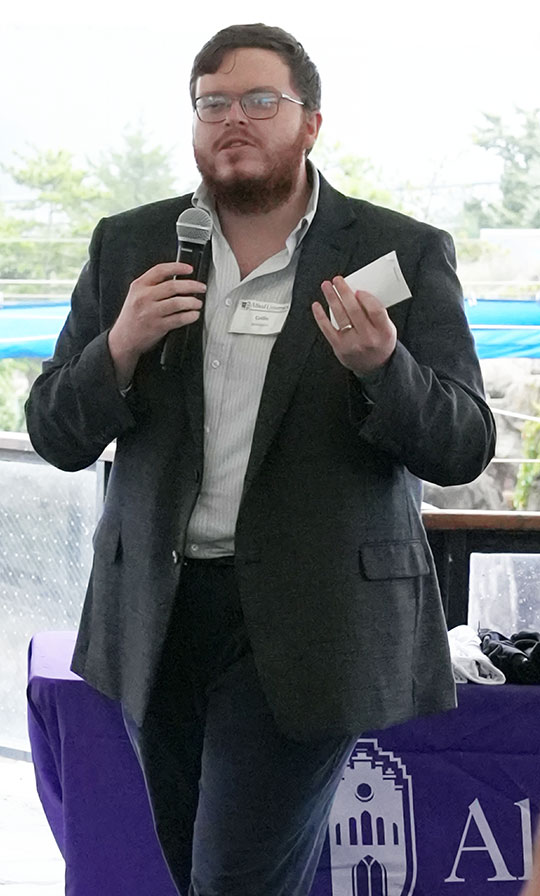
[[190, 23, 321, 112]]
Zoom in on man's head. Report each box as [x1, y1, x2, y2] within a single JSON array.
[[190, 23, 321, 114], [191, 24, 322, 214]]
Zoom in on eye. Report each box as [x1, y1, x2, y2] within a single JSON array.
[[200, 94, 228, 111], [245, 91, 278, 111]]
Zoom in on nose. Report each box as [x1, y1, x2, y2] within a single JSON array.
[[224, 97, 249, 125]]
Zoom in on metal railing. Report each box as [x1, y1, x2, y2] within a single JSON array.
[[2, 430, 540, 757], [0, 433, 112, 757]]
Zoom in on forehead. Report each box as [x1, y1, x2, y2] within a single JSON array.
[[196, 47, 293, 95]]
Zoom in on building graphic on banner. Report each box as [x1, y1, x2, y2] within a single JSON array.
[[328, 739, 417, 896]]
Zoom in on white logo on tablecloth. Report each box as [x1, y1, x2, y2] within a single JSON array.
[[328, 739, 416, 896]]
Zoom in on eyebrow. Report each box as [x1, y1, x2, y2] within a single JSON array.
[[196, 86, 281, 98]]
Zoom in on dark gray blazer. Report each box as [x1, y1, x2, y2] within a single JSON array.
[[26, 175, 496, 741]]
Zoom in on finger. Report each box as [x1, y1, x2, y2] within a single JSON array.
[[162, 309, 201, 331], [331, 276, 377, 327], [138, 262, 195, 285], [151, 279, 207, 302], [353, 289, 390, 326], [352, 290, 396, 345], [311, 301, 341, 347], [157, 295, 204, 318], [320, 280, 354, 330]]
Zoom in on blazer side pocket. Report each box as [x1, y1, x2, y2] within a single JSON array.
[[359, 540, 429, 579]]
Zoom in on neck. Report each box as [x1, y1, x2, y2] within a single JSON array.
[[216, 165, 312, 276]]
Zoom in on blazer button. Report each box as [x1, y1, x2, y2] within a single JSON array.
[[172, 550, 180, 564]]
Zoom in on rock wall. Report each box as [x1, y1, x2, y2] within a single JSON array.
[[423, 358, 540, 511]]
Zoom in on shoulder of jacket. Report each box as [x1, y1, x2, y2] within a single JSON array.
[[346, 193, 444, 238], [317, 172, 448, 244], [100, 193, 195, 233]]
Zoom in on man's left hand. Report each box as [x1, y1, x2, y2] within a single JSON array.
[[312, 276, 397, 376]]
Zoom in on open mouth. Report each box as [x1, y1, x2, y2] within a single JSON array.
[[219, 139, 253, 150]]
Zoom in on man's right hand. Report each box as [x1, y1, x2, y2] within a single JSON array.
[[108, 262, 207, 389]]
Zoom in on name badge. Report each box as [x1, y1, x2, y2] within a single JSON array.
[[229, 299, 291, 335]]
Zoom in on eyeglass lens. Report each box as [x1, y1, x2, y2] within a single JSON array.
[[197, 90, 280, 121]]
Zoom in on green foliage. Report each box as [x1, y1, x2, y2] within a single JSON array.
[[89, 126, 177, 216], [460, 108, 540, 235], [0, 359, 42, 432], [2, 149, 99, 283], [0, 202, 36, 281], [513, 410, 540, 510], [0, 125, 179, 285], [6, 147, 104, 232], [0, 125, 181, 432], [453, 236, 501, 265], [311, 139, 401, 210]]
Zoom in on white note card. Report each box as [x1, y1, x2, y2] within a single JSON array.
[[345, 251, 411, 308], [328, 251, 411, 329]]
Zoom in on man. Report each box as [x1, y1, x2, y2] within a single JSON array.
[[26, 23, 496, 896]]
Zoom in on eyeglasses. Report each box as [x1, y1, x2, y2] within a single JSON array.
[[194, 88, 305, 123]]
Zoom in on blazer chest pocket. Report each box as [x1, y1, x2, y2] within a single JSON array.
[[359, 540, 429, 579]]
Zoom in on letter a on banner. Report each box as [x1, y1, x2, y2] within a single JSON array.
[[445, 798, 515, 883]]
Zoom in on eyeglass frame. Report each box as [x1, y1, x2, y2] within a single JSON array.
[[193, 87, 306, 123]]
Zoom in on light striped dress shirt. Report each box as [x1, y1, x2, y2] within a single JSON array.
[[184, 164, 320, 558]]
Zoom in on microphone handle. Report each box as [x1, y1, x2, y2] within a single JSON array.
[[160, 241, 211, 369]]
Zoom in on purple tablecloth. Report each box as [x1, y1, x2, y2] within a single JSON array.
[[28, 631, 540, 895], [27, 631, 178, 895]]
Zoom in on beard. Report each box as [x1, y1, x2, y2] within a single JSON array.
[[194, 124, 308, 215]]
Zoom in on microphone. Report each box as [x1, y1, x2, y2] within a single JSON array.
[[160, 207, 213, 369]]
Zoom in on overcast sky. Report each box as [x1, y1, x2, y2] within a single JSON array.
[[2, 0, 539, 201]]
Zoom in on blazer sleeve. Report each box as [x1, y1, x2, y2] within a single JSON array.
[[25, 219, 138, 472], [350, 227, 496, 486]]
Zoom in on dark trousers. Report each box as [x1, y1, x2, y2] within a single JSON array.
[[123, 560, 357, 896]]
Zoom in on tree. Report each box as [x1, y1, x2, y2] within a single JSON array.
[[1, 149, 102, 282], [0, 202, 35, 281], [0, 126, 181, 283], [0, 126, 181, 432], [514, 413, 540, 510], [0, 360, 42, 432], [311, 139, 402, 210], [88, 125, 178, 216], [6, 147, 104, 233], [460, 108, 540, 234]]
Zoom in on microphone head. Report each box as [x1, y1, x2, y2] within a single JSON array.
[[176, 208, 212, 244]]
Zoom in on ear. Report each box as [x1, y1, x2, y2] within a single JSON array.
[[304, 110, 323, 153]]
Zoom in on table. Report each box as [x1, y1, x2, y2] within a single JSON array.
[[28, 631, 540, 895], [27, 631, 177, 895]]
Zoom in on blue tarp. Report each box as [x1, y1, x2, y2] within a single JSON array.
[[464, 299, 540, 359], [1, 299, 540, 360], [0, 303, 69, 360]]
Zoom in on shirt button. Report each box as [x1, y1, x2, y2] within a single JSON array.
[[211, 359, 220, 369], [190, 543, 199, 553], [225, 297, 232, 307]]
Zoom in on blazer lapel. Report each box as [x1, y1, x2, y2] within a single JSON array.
[[241, 177, 360, 497]]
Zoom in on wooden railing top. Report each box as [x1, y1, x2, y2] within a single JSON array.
[[422, 508, 540, 531]]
